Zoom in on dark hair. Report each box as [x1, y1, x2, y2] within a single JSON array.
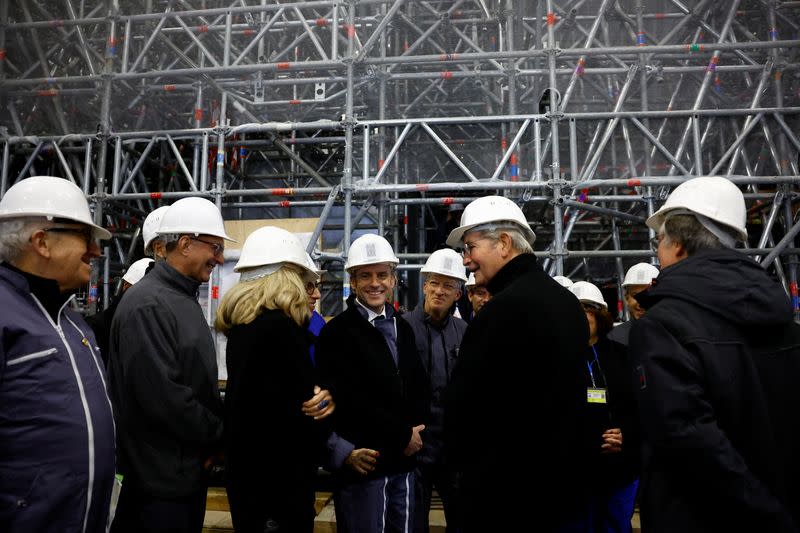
[[586, 306, 614, 338], [662, 214, 729, 255]]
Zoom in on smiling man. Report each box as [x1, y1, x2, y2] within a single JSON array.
[[0, 176, 115, 533], [108, 196, 234, 533], [316, 233, 429, 533], [444, 195, 590, 532], [404, 248, 467, 533]]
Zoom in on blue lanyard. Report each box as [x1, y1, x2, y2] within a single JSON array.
[[587, 345, 600, 388]]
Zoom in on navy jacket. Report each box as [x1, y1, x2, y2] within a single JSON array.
[[0, 263, 115, 533], [630, 249, 800, 532]]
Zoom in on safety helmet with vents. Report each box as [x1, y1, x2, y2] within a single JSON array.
[[622, 263, 659, 287], [156, 197, 235, 241], [142, 206, 170, 256], [552, 275, 574, 288], [569, 281, 608, 310], [345, 234, 399, 272], [447, 195, 535, 247], [646, 177, 747, 242], [122, 258, 154, 285], [421, 249, 467, 282], [234, 226, 317, 282], [0, 176, 111, 240]]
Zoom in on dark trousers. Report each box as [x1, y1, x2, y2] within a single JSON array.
[[587, 479, 639, 533], [110, 483, 207, 533], [334, 471, 416, 533], [414, 462, 460, 533]]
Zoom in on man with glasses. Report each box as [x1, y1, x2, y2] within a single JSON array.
[[108, 196, 234, 533], [404, 248, 468, 533], [0, 176, 116, 532], [444, 195, 590, 532]]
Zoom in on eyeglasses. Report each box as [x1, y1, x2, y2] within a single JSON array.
[[649, 234, 664, 252], [426, 279, 460, 293], [189, 236, 224, 257], [306, 281, 322, 295], [44, 226, 93, 245], [460, 238, 491, 258]]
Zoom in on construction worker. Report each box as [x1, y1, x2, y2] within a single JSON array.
[[316, 233, 429, 533], [630, 176, 800, 531], [142, 205, 170, 261], [216, 227, 332, 533], [108, 197, 233, 533], [607, 263, 659, 346], [86, 257, 154, 364], [464, 272, 490, 318], [445, 195, 590, 532], [0, 176, 116, 532], [569, 281, 641, 533], [405, 249, 468, 533]]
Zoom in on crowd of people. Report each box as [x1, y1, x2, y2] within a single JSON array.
[[1, 175, 799, 533]]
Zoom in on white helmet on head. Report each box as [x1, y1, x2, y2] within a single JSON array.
[[142, 206, 170, 256], [345, 234, 399, 272], [156, 197, 235, 241], [569, 281, 607, 309], [421, 249, 467, 282], [622, 263, 659, 287], [122, 258, 154, 285], [0, 176, 111, 239], [552, 275, 574, 288], [235, 226, 317, 282], [446, 195, 535, 247], [646, 177, 747, 243], [465, 272, 477, 288]]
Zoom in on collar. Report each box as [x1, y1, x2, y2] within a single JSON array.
[[1, 261, 72, 319], [354, 297, 389, 322], [420, 303, 450, 328], [486, 253, 539, 295], [152, 260, 202, 297]]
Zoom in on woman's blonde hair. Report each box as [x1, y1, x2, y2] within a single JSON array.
[[215, 263, 311, 334]]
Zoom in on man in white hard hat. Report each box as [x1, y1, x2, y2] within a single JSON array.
[[0, 176, 116, 532], [630, 176, 800, 531], [142, 205, 170, 261], [607, 262, 659, 346], [108, 196, 233, 533], [404, 248, 468, 533], [444, 195, 590, 532], [316, 233, 429, 533], [464, 272, 490, 318], [86, 257, 154, 365]]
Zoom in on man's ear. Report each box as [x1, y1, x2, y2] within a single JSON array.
[[29, 229, 52, 259], [674, 241, 689, 262], [497, 232, 514, 258]]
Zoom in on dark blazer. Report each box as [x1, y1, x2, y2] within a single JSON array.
[[316, 295, 430, 479]]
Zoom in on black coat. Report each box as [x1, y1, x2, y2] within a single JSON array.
[[316, 295, 430, 480], [445, 253, 590, 532], [224, 310, 324, 533], [85, 292, 123, 366], [630, 248, 800, 533]]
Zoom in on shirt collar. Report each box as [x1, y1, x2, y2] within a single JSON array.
[[355, 298, 388, 322]]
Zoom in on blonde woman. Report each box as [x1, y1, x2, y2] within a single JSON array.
[[216, 227, 329, 533]]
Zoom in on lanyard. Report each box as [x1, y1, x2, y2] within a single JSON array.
[[587, 345, 600, 388]]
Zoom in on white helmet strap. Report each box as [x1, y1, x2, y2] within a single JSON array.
[[239, 263, 282, 282]]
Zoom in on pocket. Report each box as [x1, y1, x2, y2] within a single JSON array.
[[6, 347, 57, 367], [0, 467, 41, 512]]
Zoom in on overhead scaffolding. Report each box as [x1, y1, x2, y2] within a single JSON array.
[[0, 0, 798, 317]]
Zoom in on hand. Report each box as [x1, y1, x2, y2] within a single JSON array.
[[302, 386, 335, 420], [345, 448, 380, 475], [601, 427, 623, 454], [403, 424, 426, 456]]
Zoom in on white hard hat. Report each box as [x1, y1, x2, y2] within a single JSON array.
[[156, 197, 235, 241], [421, 249, 467, 282], [446, 195, 535, 247], [569, 281, 607, 309], [552, 275, 574, 288], [122, 258, 154, 285], [142, 206, 170, 255], [345, 234, 399, 272], [622, 263, 659, 287], [0, 176, 111, 240], [465, 272, 477, 288], [234, 226, 316, 282], [646, 177, 747, 242]]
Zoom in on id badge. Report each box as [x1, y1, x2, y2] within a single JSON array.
[[587, 387, 607, 404]]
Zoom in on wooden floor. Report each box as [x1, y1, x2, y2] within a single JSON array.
[[202, 488, 640, 532]]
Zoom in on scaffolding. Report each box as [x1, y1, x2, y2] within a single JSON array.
[[1, 0, 799, 317]]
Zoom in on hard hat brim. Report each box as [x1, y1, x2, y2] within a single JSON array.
[[446, 221, 535, 248], [0, 211, 112, 240], [646, 206, 747, 242]]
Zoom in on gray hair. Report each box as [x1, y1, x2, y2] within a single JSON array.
[[660, 214, 733, 255], [0, 217, 48, 263], [472, 223, 534, 254]]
